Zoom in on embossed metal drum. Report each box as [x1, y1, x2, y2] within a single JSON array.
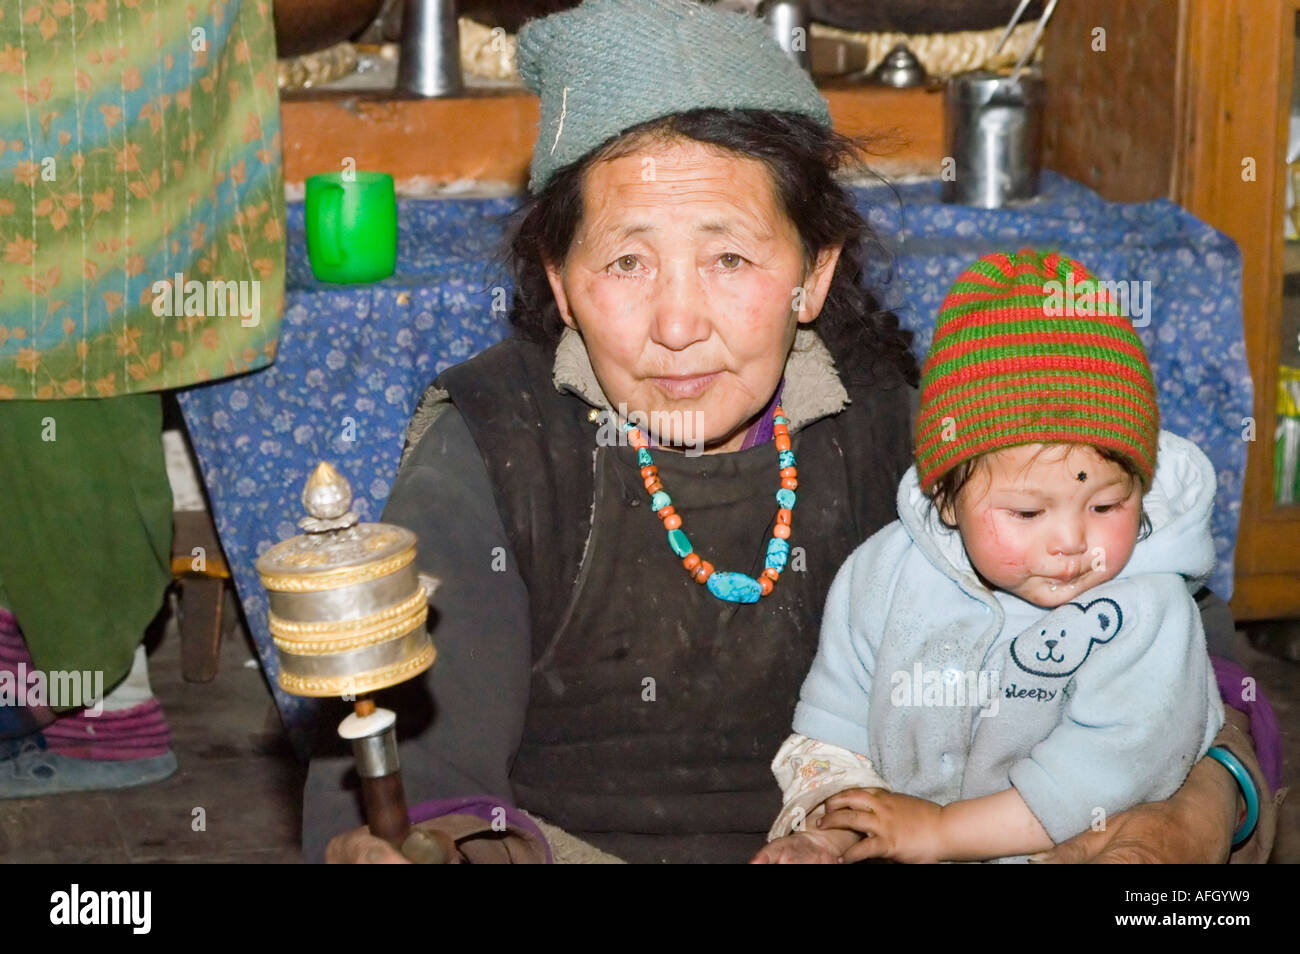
[[256, 462, 436, 698]]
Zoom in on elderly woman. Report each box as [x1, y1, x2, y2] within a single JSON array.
[[306, 0, 1273, 864]]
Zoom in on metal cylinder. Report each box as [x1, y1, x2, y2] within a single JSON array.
[[758, 0, 811, 72], [340, 712, 410, 847], [397, 0, 463, 97], [942, 70, 1044, 209], [350, 726, 402, 779], [339, 707, 401, 775]]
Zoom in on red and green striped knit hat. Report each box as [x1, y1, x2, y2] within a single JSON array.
[[914, 248, 1159, 493]]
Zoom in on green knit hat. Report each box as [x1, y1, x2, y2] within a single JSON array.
[[516, 0, 832, 194], [914, 249, 1159, 493]]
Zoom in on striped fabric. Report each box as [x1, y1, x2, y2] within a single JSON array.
[[41, 698, 171, 761], [914, 249, 1159, 492], [1, 605, 171, 759], [0, 605, 53, 737], [0, 0, 284, 399]]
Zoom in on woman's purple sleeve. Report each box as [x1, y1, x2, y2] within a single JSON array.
[[1211, 654, 1283, 793]]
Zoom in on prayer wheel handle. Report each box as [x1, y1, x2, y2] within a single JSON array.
[[339, 696, 450, 864], [341, 697, 410, 846]]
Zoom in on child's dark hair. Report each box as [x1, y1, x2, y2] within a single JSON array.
[[928, 444, 1154, 540]]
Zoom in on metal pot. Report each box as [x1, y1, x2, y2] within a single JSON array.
[[941, 70, 1044, 208]]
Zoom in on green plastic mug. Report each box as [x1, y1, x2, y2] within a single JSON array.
[[305, 171, 397, 283]]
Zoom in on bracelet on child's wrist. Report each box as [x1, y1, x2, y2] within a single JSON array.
[[1205, 746, 1259, 846]]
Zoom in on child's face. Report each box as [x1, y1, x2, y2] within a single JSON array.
[[940, 444, 1142, 609]]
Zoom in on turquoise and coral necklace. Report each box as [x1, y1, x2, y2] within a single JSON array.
[[623, 404, 797, 604]]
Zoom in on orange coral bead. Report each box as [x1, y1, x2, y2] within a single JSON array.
[[773, 423, 789, 438], [640, 465, 658, 479], [658, 505, 675, 517], [759, 576, 774, 596], [693, 561, 715, 583], [774, 435, 791, 452], [627, 429, 647, 449], [781, 477, 798, 490], [645, 478, 663, 493], [773, 523, 791, 539], [780, 466, 798, 479], [774, 406, 787, 419], [683, 553, 701, 572], [663, 513, 682, 530], [762, 567, 781, 581], [775, 508, 792, 526]]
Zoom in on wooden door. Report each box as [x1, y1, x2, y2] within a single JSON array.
[[1178, 0, 1300, 618], [1043, 0, 1300, 619]]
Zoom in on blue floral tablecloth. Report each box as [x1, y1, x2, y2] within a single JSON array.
[[176, 171, 1250, 749]]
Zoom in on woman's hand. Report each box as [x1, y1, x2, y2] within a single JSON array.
[[326, 823, 466, 864], [1031, 798, 1233, 864], [750, 830, 856, 864], [325, 825, 413, 864], [1031, 752, 1239, 863], [1031, 802, 1214, 864]]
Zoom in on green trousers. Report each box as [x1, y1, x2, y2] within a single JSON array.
[[0, 394, 172, 693]]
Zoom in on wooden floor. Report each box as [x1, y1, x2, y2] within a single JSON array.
[[0, 594, 304, 863], [1, 599, 1297, 864]]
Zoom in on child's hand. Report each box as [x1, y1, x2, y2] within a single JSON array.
[[818, 789, 945, 864], [749, 829, 857, 864]]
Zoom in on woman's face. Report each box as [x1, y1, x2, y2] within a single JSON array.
[[544, 137, 841, 453]]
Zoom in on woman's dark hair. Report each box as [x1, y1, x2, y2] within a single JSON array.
[[929, 445, 1154, 540], [500, 108, 919, 387]]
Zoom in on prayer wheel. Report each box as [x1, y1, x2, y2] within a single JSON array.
[[257, 462, 440, 857]]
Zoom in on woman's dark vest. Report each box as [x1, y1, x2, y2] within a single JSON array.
[[436, 335, 913, 863]]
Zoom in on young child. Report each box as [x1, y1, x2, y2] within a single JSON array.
[[755, 249, 1224, 864]]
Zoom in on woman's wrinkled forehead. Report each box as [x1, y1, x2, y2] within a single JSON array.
[[572, 139, 790, 248]]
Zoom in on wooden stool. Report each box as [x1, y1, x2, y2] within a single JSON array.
[[170, 510, 233, 683]]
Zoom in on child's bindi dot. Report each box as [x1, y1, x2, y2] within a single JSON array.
[[1077, 471, 1087, 482]]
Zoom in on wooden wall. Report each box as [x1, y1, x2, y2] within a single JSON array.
[[1041, 0, 1183, 203]]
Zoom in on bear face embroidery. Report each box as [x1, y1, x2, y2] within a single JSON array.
[[1009, 597, 1124, 679]]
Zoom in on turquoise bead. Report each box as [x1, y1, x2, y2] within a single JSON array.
[[774, 415, 788, 425], [766, 537, 789, 570], [651, 490, 672, 512], [706, 571, 763, 603], [778, 449, 796, 469], [776, 488, 796, 510], [637, 448, 653, 467], [667, 528, 692, 557]]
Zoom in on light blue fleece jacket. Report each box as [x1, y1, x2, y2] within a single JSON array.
[[792, 430, 1225, 855]]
